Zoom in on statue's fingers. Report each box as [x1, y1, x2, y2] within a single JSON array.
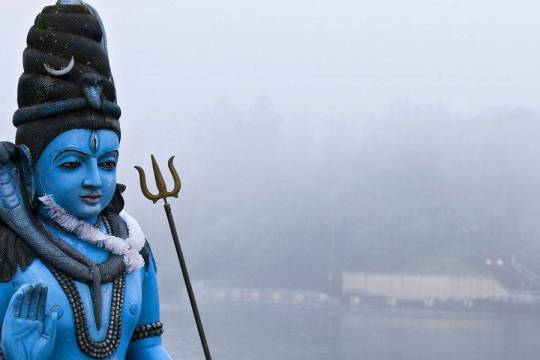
[[38, 285, 48, 321], [29, 284, 42, 320], [43, 310, 58, 340], [21, 283, 34, 319], [10, 289, 24, 318]]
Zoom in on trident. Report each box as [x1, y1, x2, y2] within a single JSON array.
[[135, 155, 212, 360]]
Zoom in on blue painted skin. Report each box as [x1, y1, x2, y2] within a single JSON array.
[[34, 129, 119, 226], [0, 129, 172, 359]]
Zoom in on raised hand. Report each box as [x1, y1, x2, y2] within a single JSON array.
[[1, 283, 58, 360]]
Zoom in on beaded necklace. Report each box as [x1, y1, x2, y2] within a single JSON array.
[[48, 216, 126, 359]]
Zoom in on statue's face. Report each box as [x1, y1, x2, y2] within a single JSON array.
[[34, 129, 119, 223]]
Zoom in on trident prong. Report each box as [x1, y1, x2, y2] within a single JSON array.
[[134, 154, 181, 204]]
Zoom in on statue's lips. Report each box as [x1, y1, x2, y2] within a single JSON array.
[[80, 194, 102, 204]]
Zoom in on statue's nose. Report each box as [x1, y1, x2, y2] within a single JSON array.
[[82, 162, 102, 188]]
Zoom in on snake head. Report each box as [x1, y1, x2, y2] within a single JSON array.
[[0, 143, 34, 210], [0, 142, 17, 164], [80, 72, 105, 110]]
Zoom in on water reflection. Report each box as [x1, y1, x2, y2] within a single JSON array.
[[162, 301, 540, 360]]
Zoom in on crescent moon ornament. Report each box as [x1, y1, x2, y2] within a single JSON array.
[[56, 0, 83, 4], [44, 56, 75, 76]]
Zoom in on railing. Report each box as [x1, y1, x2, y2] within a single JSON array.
[[510, 251, 540, 287], [186, 284, 336, 307]]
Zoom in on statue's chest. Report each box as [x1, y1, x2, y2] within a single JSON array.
[[18, 260, 143, 359]]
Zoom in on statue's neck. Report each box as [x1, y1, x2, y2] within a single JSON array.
[[36, 203, 100, 226], [36, 205, 110, 264]]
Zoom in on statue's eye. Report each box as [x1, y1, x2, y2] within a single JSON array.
[[60, 161, 81, 169], [99, 161, 117, 170]]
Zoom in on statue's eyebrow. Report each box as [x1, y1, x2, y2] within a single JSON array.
[[53, 148, 89, 161], [98, 150, 119, 159]]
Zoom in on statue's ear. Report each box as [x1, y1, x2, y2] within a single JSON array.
[[16, 144, 36, 208]]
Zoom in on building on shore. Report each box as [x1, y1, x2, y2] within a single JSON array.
[[342, 272, 510, 303]]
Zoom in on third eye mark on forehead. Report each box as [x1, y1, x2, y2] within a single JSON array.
[[91, 131, 99, 153]]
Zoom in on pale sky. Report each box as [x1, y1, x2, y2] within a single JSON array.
[[1, 0, 539, 288], [1, 0, 539, 133]]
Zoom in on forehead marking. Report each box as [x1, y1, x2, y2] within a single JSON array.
[[90, 131, 99, 153]]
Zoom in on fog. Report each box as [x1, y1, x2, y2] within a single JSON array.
[[1, 1, 540, 359]]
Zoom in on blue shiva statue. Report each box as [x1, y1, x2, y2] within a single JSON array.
[[0, 1, 172, 359]]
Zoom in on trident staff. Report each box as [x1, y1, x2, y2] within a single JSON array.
[[135, 155, 213, 360]]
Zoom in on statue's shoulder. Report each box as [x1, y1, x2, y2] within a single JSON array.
[[0, 220, 34, 282]]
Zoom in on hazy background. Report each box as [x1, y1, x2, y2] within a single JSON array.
[[2, 1, 540, 359]]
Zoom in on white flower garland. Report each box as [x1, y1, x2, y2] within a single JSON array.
[[39, 194, 146, 272]]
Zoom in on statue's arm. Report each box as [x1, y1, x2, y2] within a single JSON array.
[[126, 244, 172, 360]]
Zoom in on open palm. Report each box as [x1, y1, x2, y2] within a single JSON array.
[[1, 283, 58, 360]]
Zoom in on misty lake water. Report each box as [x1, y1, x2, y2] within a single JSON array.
[[161, 301, 540, 360]]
